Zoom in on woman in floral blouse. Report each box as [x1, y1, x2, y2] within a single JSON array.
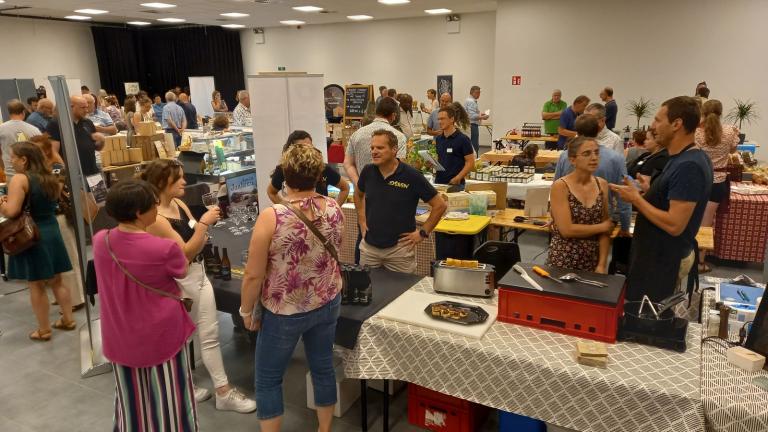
[[240, 144, 343, 432]]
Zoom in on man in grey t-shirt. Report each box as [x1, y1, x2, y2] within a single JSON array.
[[343, 97, 406, 188], [0, 99, 41, 179]]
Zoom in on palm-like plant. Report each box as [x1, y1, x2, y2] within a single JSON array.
[[625, 97, 655, 130], [725, 99, 759, 130]]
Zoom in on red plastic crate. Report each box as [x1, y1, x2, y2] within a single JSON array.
[[497, 286, 625, 343], [407, 384, 490, 432]]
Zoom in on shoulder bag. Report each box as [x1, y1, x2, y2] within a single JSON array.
[[284, 203, 339, 262], [105, 229, 193, 312], [0, 195, 39, 256]]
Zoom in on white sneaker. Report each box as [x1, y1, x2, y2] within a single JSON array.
[[194, 386, 212, 403], [215, 388, 257, 413]]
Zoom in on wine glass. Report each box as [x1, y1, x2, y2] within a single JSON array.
[[202, 192, 219, 238]]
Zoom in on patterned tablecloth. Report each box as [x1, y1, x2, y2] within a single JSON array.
[[342, 278, 705, 432], [700, 289, 768, 432], [714, 186, 768, 262]]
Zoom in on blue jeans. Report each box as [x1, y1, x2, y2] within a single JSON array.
[[470, 123, 480, 156], [255, 294, 341, 420]]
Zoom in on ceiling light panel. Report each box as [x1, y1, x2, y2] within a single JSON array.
[[378, 0, 410, 5], [127, 21, 152, 26], [425, 8, 452, 15], [293, 6, 323, 12], [222, 24, 245, 28], [157, 17, 185, 23], [65, 15, 92, 20], [347, 15, 373, 21], [280, 20, 305, 25], [74, 9, 109, 15], [140, 2, 176, 8], [220, 12, 249, 18]]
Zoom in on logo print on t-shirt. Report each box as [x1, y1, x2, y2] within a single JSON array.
[[388, 180, 409, 189]]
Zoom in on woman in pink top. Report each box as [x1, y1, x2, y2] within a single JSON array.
[[240, 144, 343, 432], [93, 180, 198, 431], [695, 99, 740, 273]]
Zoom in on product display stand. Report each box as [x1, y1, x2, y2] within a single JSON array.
[[49, 75, 112, 378]]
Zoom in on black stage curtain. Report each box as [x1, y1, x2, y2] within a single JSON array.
[[91, 26, 244, 109]]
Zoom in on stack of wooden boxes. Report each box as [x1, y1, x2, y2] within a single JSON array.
[[101, 136, 143, 167], [133, 121, 164, 161]]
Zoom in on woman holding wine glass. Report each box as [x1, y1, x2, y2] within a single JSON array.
[[141, 159, 257, 413]]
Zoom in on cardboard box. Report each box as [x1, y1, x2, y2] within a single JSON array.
[[112, 149, 123, 164], [305, 358, 359, 418], [101, 151, 112, 167], [468, 190, 496, 207], [128, 148, 143, 163], [133, 133, 164, 161], [136, 121, 157, 136], [442, 192, 471, 213]]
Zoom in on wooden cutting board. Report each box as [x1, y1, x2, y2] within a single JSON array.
[[376, 290, 497, 339]]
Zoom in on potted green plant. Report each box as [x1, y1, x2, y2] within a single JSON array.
[[725, 99, 759, 144], [625, 97, 655, 130]]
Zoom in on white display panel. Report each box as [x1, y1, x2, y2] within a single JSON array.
[[189, 76, 215, 118], [248, 73, 326, 213]]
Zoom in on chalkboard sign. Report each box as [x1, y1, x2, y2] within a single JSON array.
[[344, 85, 372, 120]]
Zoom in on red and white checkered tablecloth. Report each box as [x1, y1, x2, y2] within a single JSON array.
[[714, 184, 768, 262]]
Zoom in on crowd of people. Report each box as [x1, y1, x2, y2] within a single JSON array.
[[0, 73, 745, 430]]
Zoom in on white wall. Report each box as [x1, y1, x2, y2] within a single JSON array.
[[492, 0, 768, 159], [0, 17, 100, 99], [241, 12, 496, 142]]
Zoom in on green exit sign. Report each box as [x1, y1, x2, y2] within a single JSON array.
[[278, 66, 286, 71]]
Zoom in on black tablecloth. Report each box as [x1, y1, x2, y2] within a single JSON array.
[[208, 224, 424, 349]]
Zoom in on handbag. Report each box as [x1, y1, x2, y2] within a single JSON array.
[[0, 196, 40, 256], [105, 229, 193, 312]]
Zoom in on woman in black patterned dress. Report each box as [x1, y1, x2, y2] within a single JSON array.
[[548, 137, 614, 273]]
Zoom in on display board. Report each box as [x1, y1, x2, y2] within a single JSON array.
[[248, 73, 326, 213], [343, 84, 373, 120], [0, 78, 36, 121], [124, 82, 140, 96], [437, 74, 453, 97], [189, 76, 215, 118]]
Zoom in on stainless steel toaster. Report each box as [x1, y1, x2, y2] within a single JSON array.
[[433, 261, 496, 298]]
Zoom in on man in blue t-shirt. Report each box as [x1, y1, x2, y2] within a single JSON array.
[[555, 95, 590, 150], [434, 106, 475, 187], [611, 96, 713, 302], [600, 86, 618, 131]]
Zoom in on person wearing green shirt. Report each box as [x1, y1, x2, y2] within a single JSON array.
[[542, 89, 567, 135]]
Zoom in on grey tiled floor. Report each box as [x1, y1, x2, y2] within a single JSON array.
[[0, 231, 762, 431]]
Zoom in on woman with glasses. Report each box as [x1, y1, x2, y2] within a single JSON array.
[[548, 136, 614, 273], [141, 159, 256, 413], [93, 180, 197, 431]]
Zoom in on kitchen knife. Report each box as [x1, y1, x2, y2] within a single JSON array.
[[513, 264, 544, 291]]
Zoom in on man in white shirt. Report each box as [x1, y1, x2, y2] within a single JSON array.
[[587, 102, 624, 156], [464, 85, 489, 156], [343, 97, 407, 188], [0, 100, 41, 179], [233, 90, 252, 127]]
